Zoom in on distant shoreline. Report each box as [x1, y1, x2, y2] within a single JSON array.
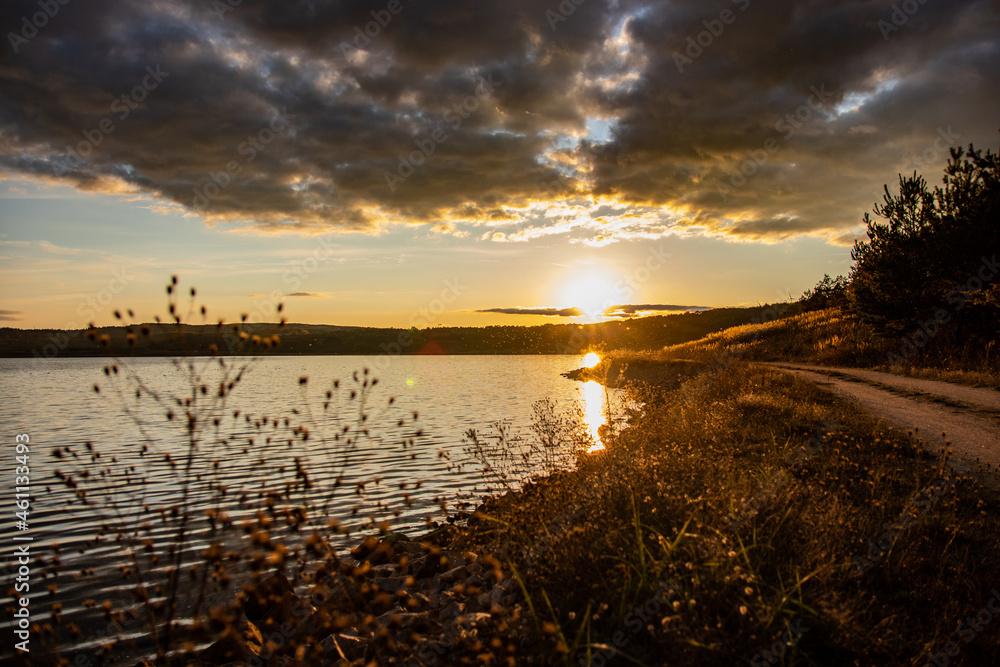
[[0, 350, 588, 359], [0, 305, 793, 360]]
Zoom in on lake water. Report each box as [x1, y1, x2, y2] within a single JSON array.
[[0, 354, 607, 663]]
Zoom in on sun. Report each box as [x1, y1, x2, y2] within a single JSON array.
[[581, 352, 601, 368], [561, 272, 619, 318]]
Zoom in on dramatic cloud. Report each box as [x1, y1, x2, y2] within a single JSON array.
[[478, 307, 583, 317], [1, 0, 997, 244]]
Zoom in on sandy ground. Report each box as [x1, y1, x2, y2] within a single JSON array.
[[763, 362, 1000, 483]]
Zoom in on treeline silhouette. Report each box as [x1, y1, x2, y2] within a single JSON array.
[[801, 144, 999, 357], [0, 305, 794, 358]]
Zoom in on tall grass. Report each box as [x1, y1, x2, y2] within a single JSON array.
[[461, 398, 595, 495], [31, 282, 428, 666], [22, 289, 1000, 666], [618, 306, 1000, 388], [452, 361, 1000, 665]]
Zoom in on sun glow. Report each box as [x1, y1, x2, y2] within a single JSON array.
[[561, 272, 620, 318], [581, 352, 601, 368]]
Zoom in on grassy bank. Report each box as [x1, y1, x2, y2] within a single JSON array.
[[580, 307, 1000, 390], [448, 359, 1000, 665]]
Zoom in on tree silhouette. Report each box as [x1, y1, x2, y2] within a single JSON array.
[[850, 144, 1000, 341], [800, 274, 849, 312]]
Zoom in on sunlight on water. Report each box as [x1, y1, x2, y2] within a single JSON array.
[[0, 354, 614, 662], [581, 379, 607, 452]]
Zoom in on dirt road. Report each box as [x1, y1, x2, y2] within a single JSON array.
[[762, 362, 1000, 482]]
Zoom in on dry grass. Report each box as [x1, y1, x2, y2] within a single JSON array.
[[20, 289, 1000, 666], [602, 306, 1000, 390], [451, 361, 1000, 665]]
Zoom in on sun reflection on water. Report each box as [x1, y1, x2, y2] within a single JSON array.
[[581, 379, 607, 452]]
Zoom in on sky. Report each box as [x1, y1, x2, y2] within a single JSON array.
[[1, 0, 998, 329]]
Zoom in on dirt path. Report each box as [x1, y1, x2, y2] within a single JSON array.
[[761, 362, 1000, 482]]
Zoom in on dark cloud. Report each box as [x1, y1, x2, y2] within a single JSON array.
[[0, 310, 25, 321], [286, 292, 326, 298], [478, 307, 583, 317], [1, 0, 997, 243], [604, 304, 711, 317]]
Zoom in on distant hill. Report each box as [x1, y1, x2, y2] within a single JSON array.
[[0, 304, 798, 359]]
